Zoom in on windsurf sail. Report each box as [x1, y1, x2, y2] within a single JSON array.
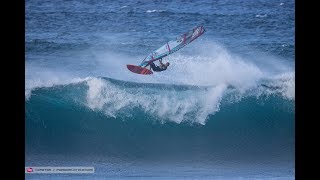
[[139, 25, 205, 67]]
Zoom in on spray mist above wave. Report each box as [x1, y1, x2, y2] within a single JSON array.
[[149, 41, 293, 92]]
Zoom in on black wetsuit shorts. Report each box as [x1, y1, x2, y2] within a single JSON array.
[[150, 62, 166, 72]]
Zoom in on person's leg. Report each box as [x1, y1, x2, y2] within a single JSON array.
[[150, 62, 157, 71]]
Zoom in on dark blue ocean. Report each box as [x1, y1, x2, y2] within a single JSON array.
[[25, 0, 295, 179]]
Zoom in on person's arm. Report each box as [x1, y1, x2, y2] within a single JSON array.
[[159, 59, 164, 66]]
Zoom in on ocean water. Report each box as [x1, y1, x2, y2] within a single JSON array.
[[25, 0, 295, 179]]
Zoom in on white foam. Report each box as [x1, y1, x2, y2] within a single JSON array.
[[256, 14, 267, 18], [146, 9, 165, 13], [267, 72, 295, 100], [86, 78, 227, 124], [195, 84, 227, 124]]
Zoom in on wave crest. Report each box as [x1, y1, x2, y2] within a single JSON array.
[[86, 78, 227, 124]]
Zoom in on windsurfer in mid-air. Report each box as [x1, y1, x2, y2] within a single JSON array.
[[126, 26, 205, 75], [148, 58, 170, 72]]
